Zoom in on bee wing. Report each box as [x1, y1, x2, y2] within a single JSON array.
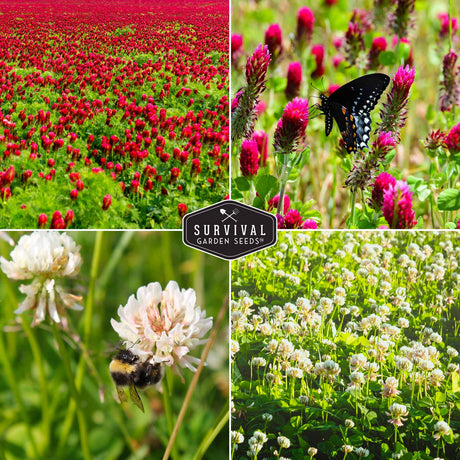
[[129, 383, 144, 412], [116, 386, 128, 403]]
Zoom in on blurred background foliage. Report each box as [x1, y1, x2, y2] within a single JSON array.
[[0, 231, 229, 460]]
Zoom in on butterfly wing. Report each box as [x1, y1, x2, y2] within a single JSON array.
[[328, 102, 359, 153], [328, 73, 390, 115], [327, 73, 390, 152]]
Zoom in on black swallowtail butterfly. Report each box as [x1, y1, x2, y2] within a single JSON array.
[[318, 73, 390, 153]]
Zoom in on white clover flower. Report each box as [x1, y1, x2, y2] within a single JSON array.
[[0, 231, 83, 326], [259, 322, 273, 335], [277, 436, 291, 448], [433, 421, 452, 440], [265, 339, 278, 353], [0, 231, 14, 246], [446, 346, 458, 358], [231, 340, 240, 357], [232, 431, 244, 443], [307, 447, 317, 457], [387, 403, 408, 426], [286, 367, 303, 378], [381, 376, 400, 398], [349, 371, 365, 385], [355, 447, 369, 457], [345, 419, 355, 428], [261, 413, 273, 421], [252, 357, 267, 367], [350, 353, 367, 371], [341, 444, 353, 454], [111, 281, 212, 375]]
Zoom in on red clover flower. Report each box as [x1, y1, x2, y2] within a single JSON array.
[[390, 0, 415, 39], [344, 22, 365, 66], [311, 45, 325, 78], [368, 36, 387, 70], [251, 130, 268, 167], [382, 180, 417, 229], [438, 13, 459, 40], [371, 172, 396, 210], [378, 65, 415, 141], [231, 45, 271, 142], [264, 24, 283, 62], [239, 139, 260, 178], [444, 123, 460, 154], [273, 98, 309, 155], [296, 7, 315, 49], [285, 61, 303, 100], [439, 50, 460, 113], [231, 34, 244, 67]]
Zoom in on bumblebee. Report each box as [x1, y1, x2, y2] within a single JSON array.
[[109, 349, 162, 412]]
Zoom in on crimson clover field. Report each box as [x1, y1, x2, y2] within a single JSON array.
[[0, 0, 229, 229]]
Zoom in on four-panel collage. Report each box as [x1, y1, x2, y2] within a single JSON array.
[[0, 0, 459, 459]]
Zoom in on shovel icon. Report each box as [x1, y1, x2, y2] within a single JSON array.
[[220, 208, 239, 222]]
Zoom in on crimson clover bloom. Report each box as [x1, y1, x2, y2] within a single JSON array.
[[344, 22, 365, 66], [231, 34, 244, 66], [231, 44, 271, 142], [368, 36, 387, 70], [296, 7, 315, 48], [371, 172, 396, 210], [273, 98, 309, 154], [302, 219, 318, 229], [345, 132, 396, 192], [378, 65, 415, 141], [251, 130, 268, 167], [282, 209, 303, 229], [239, 139, 260, 178], [177, 203, 187, 218], [438, 13, 459, 40], [268, 194, 290, 214], [444, 123, 460, 154], [264, 24, 283, 62], [382, 180, 417, 229], [457, 217, 460, 229], [102, 194, 112, 210], [311, 45, 325, 78], [371, 131, 397, 160], [390, 0, 415, 39], [439, 50, 460, 113], [424, 129, 446, 152], [285, 61, 302, 100]]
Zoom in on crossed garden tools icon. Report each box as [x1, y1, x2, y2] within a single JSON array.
[[220, 208, 239, 222]]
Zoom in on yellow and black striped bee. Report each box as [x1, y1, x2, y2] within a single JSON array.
[[109, 349, 162, 412]]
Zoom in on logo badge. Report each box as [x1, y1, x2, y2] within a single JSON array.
[[183, 200, 277, 260]]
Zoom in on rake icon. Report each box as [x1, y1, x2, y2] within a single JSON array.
[[220, 208, 239, 222]]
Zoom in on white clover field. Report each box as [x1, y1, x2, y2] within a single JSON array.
[[231, 231, 459, 460]]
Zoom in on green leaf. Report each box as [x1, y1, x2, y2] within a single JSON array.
[[379, 51, 396, 66], [437, 188, 460, 211], [255, 174, 278, 200], [233, 176, 250, 192], [252, 196, 265, 209]]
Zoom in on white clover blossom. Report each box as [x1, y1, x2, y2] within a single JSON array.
[[111, 281, 212, 375], [0, 231, 83, 326], [277, 436, 291, 448], [433, 421, 452, 440]]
